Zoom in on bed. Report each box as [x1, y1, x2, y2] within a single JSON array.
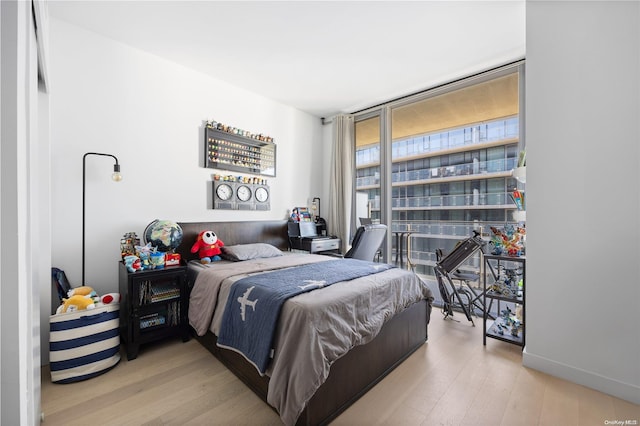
[[176, 220, 433, 426]]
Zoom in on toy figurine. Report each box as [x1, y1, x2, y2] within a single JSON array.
[[124, 255, 143, 272], [191, 230, 224, 263], [291, 207, 300, 222], [489, 225, 525, 257]]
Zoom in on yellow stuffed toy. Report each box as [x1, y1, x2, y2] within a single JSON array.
[[57, 295, 96, 314], [67, 286, 97, 299], [56, 286, 97, 314]]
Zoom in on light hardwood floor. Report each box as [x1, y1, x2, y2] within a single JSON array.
[[41, 308, 639, 426]]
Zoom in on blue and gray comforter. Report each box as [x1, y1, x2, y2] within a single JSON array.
[[216, 258, 393, 374]]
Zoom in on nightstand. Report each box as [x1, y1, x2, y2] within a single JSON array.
[[118, 262, 190, 360]]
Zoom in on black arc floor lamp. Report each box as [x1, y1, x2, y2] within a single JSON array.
[[83, 152, 122, 285]]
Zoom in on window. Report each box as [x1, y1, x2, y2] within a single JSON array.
[[355, 62, 524, 278]]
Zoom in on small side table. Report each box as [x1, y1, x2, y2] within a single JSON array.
[[118, 262, 190, 360]]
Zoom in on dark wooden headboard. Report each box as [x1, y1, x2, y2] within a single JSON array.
[[176, 220, 289, 262]]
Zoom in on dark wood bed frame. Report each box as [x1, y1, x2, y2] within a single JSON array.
[[176, 220, 431, 426]]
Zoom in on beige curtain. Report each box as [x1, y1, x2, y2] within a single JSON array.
[[328, 114, 354, 254]]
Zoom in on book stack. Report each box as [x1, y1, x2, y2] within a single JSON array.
[[150, 285, 180, 303]]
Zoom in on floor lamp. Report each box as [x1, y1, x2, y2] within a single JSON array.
[[83, 152, 122, 285]]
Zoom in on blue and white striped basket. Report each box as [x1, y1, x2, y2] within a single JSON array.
[[49, 303, 121, 383]]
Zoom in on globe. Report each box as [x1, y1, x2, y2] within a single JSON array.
[[143, 220, 183, 252]]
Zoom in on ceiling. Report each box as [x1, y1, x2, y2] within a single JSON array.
[[47, 1, 526, 118], [356, 72, 520, 145]]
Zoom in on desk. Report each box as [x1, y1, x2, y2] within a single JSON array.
[[289, 236, 340, 254]]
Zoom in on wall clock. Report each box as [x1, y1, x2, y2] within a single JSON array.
[[212, 180, 270, 211], [237, 185, 252, 202], [215, 183, 233, 201], [255, 186, 269, 203]]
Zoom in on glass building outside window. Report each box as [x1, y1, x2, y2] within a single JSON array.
[[355, 64, 525, 288]]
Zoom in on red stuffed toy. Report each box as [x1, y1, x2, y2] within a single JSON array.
[[191, 230, 224, 264]]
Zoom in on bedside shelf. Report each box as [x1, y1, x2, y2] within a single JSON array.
[[118, 263, 190, 360]]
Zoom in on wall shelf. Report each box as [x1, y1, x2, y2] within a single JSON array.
[[204, 127, 276, 177]]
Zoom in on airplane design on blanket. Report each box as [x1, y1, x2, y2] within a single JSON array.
[[298, 280, 327, 290], [237, 286, 258, 321]]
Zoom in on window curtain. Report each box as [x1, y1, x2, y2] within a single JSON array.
[[328, 114, 354, 254]]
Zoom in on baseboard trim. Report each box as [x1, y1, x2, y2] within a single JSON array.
[[522, 347, 640, 405]]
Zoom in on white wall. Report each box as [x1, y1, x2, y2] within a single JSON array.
[[525, 1, 639, 404], [48, 18, 324, 299]]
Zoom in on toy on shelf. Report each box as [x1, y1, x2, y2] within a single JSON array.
[[213, 174, 267, 185], [165, 253, 181, 266], [135, 243, 154, 270], [124, 255, 143, 272], [510, 188, 525, 210], [150, 252, 165, 269], [191, 230, 224, 263], [488, 264, 523, 298], [120, 232, 140, 259], [489, 225, 525, 257], [290, 207, 312, 222], [498, 307, 522, 338], [206, 119, 274, 143]]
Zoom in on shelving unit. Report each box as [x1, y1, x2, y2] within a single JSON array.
[[482, 254, 526, 347], [118, 262, 189, 360], [204, 127, 276, 177]]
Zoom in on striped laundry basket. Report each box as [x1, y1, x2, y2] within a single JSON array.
[[49, 303, 121, 383]]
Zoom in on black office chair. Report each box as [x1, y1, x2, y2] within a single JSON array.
[[345, 224, 387, 262]]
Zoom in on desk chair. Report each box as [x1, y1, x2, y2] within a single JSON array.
[[345, 224, 387, 262]]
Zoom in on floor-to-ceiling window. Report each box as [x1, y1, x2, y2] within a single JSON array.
[[355, 62, 525, 285]]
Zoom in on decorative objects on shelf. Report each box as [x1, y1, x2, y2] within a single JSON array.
[[489, 225, 525, 257], [509, 188, 525, 210], [213, 174, 267, 185], [83, 152, 122, 285], [206, 119, 274, 143], [511, 157, 526, 222], [483, 254, 526, 347], [204, 119, 276, 177]]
